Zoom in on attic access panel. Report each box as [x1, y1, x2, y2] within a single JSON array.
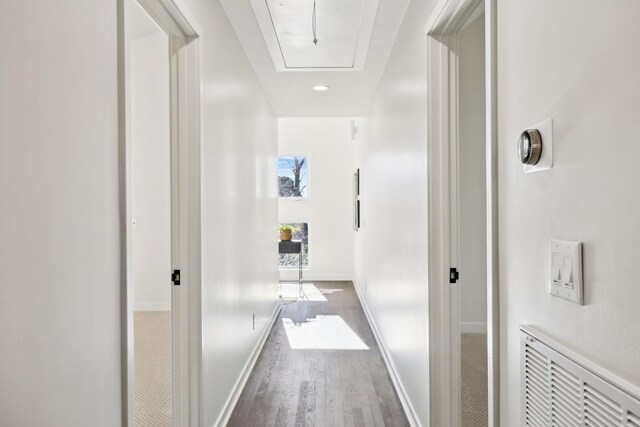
[[251, 0, 379, 71]]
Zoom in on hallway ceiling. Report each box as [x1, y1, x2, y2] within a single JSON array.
[[257, 0, 377, 70], [220, 0, 410, 116]]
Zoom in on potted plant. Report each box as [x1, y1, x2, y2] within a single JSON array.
[[279, 224, 300, 241]]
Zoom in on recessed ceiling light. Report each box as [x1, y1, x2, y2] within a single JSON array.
[[312, 85, 330, 92]]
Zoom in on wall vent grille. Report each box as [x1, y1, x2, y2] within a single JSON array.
[[521, 328, 640, 427]]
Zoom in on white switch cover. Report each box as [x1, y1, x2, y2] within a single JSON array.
[[549, 240, 583, 305]]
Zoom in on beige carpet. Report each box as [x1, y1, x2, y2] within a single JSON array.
[[461, 333, 488, 427], [134, 311, 172, 426]]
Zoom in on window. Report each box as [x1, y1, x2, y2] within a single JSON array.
[[278, 156, 309, 198], [279, 222, 309, 268]]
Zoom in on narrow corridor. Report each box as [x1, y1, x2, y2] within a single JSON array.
[[228, 281, 409, 427]]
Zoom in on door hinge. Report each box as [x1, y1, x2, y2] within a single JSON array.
[[172, 269, 181, 286], [449, 268, 459, 284]]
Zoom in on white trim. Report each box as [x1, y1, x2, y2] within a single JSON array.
[[425, 1, 498, 426], [135, 303, 172, 312], [353, 281, 422, 427], [174, 32, 203, 427], [485, 1, 499, 425], [214, 303, 281, 427], [117, 3, 131, 424], [425, 0, 481, 35], [426, 29, 454, 427], [460, 322, 487, 334], [448, 30, 462, 427], [137, 0, 197, 39], [461, 0, 484, 31]]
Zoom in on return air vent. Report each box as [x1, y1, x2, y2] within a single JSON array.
[[521, 326, 640, 427]]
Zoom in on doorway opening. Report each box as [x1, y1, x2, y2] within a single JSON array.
[[426, 0, 498, 426], [120, 0, 201, 425], [456, 11, 488, 427], [125, 0, 172, 424]]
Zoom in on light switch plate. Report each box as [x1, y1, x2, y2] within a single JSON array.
[[549, 240, 583, 305]]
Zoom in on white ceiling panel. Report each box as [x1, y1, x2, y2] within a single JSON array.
[[268, 0, 359, 68], [264, 0, 372, 69], [220, 0, 410, 116]]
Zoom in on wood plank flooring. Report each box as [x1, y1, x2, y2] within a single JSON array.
[[228, 281, 409, 427]]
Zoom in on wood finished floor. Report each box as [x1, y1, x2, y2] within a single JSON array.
[[228, 281, 409, 427]]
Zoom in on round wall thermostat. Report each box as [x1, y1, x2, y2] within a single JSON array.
[[518, 129, 542, 165]]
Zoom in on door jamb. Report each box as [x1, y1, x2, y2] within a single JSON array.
[[425, 0, 499, 425], [118, 0, 202, 425]]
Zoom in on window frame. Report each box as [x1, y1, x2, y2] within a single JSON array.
[[278, 221, 310, 269]]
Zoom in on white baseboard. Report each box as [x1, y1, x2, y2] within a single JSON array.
[[353, 280, 422, 427], [460, 322, 487, 334], [134, 303, 171, 312], [213, 301, 281, 427]]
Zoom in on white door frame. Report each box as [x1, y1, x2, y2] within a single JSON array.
[[118, 0, 202, 425], [426, 0, 498, 426]]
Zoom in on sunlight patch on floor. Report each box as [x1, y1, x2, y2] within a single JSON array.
[[316, 288, 344, 295], [279, 282, 340, 301], [282, 315, 369, 350]]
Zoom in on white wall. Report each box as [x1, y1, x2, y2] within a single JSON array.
[[185, 0, 280, 425], [278, 118, 354, 281], [129, 28, 172, 312], [498, 0, 640, 424], [354, 1, 435, 424], [458, 15, 487, 333], [0, 0, 279, 425], [0, 1, 122, 425]]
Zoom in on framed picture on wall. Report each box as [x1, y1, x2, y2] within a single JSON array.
[[278, 155, 309, 199]]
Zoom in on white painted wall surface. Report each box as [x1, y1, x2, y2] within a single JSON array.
[[183, 0, 280, 425], [0, 1, 122, 425], [278, 118, 354, 282], [498, 1, 640, 424], [129, 30, 172, 312], [354, 1, 435, 424], [458, 16, 487, 333], [0, 0, 279, 424]]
